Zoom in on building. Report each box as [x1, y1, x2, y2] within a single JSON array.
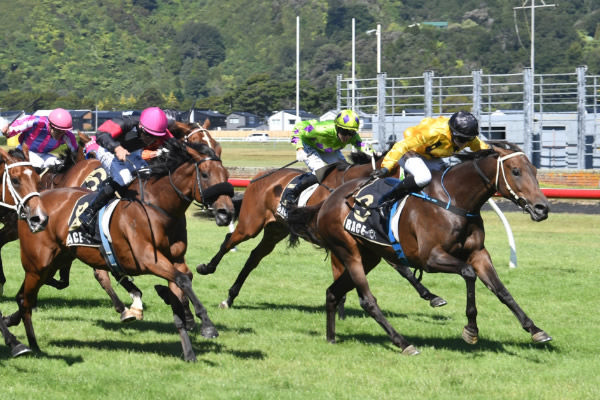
[[179, 109, 227, 129], [267, 109, 317, 131], [225, 111, 263, 130]]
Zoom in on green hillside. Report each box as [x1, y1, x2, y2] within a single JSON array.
[[1, 0, 599, 116]]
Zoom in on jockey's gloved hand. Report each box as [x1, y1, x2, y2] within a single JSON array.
[[371, 167, 388, 178], [296, 148, 307, 162]]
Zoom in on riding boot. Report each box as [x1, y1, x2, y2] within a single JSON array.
[[282, 172, 319, 207], [79, 178, 119, 235], [378, 175, 421, 205]]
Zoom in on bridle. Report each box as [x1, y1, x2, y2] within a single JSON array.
[[0, 161, 41, 218], [183, 123, 216, 151], [474, 150, 528, 209], [168, 154, 233, 209]]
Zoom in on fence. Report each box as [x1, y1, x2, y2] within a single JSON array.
[[337, 66, 600, 169]]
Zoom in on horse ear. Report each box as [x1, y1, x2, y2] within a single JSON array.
[[0, 146, 8, 163], [21, 143, 30, 161], [203, 118, 211, 130]]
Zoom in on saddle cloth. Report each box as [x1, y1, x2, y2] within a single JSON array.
[[66, 194, 119, 248], [343, 179, 410, 264], [276, 175, 319, 219]]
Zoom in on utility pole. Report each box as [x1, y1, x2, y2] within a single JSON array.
[[513, 0, 556, 76]]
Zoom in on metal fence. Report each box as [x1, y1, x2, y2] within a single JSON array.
[[337, 66, 600, 169]]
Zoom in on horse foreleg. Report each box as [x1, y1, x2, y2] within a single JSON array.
[[196, 232, 233, 275], [470, 249, 552, 343], [120, 276, 144, 321], [154, 285, 197, 362], [222, 223, 288, 309], [0, 311, 31, 358], [173, 272, 218, 339], [344, 252, 419, 355], [45, 264, 71, 290], [391, 264, 447, 307]]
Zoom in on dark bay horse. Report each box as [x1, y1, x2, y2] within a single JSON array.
[[197, 153, 446, 310], [288, 143, 551, 355], [9, 139, 234, 361]]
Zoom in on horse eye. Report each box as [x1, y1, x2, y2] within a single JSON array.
[[511, 167, 521, 177], [201, 172, 209, 179], [11, 177, 20, 186]]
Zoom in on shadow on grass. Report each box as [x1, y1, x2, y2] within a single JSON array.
[[332, 331, 558, 358], [46, 337, 266, 362], [230, 301, 452, 323]]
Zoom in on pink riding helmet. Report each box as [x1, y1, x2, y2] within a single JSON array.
[[48, 108, 73, 130], [139, 107, 168, 136]]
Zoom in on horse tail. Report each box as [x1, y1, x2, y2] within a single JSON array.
[[287, 202, 324, 248]]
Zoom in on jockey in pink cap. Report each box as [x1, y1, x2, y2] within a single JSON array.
[[78, 107, 174, 237], [0, 108, 77, 168]]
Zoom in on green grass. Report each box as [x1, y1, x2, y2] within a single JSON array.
[[0, 211, 598, 399]]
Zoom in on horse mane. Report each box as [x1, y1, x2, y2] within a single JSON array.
[[47, 147, 78, 174], [453, 141, 522, 162], [7, 148, 26, 161], [146, 138, 217, 178], [348, 150, 387, 165]]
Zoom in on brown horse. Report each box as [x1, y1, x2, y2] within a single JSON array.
[[9, 139, 234, 361], [287, 143, 551, 355], [197, 153, 446, 311], [0, 146, 48, 358], [0, 146, 145, 322], [169, 118, 222, 157]]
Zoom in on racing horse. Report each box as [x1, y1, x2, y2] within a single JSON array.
[[197, 152, 446, 311], [8, 139, 234, 361], [0, 145, 147, 322], [0, 146, 48, 358], [287, 142, 551, 355]]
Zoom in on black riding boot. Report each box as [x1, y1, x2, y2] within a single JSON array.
[[378, 175, 422, 205], [79, 178, 119, 235], [282, 172, 319, 207]]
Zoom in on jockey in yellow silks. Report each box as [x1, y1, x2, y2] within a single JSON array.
[[371, 111, 490, 202]]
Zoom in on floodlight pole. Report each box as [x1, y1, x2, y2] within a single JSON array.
[[513, 0, 556, 76]]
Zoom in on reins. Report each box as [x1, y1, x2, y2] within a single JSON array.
[[0, 161, 41, 219]]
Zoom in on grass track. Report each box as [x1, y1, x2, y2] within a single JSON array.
[[0, 210, 598, 399]]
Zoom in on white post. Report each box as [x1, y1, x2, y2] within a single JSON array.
[[487, 199, 518, 268], [296, 16, 300, 121], [352, 18, 356, 110], [376, 24, 381, 74]]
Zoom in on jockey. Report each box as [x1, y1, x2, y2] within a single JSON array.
[[372, 111, 490, 203], [0, 108, 77, 168], [78, 107, 173, 236], [283, 109, 370, 206]]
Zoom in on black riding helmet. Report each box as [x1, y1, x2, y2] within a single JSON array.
[[448, 111, 479, 140]]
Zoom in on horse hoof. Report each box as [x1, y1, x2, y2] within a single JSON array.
[[429, 296, 447, 307], [201, 326, 219, 339], [219, 300, 229, 309], [11, 343, 32, 358], [129, 307, 143, 321], [532, 331, 552, 343], [462, 326, 479, 344], [120, 308, 137, 323], [196, 264, 213, 275], [402, 345, 420, 356]]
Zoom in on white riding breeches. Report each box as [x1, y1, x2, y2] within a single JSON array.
[[399, 154, 448, 187], [302, 144, 346, 174], [28, 151, 60, 169]]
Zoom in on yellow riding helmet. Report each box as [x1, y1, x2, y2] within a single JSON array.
[[334, 110, 360, 131]]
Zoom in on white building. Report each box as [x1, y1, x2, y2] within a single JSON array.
[[267, 109, 317, 131]]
